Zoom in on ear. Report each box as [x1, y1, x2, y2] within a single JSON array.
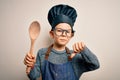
[[49, 31, 54, 39], [71, 33, 74, 37]]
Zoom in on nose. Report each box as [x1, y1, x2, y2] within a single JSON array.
[[62, 31, 67, 36]]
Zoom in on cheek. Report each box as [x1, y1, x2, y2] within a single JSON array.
[[53, 35, 59, 41], [66, 38, 71, 43], [67, 37, 71, 41]]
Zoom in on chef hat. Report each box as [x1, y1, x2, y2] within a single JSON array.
[[48, 4, 77, 32]]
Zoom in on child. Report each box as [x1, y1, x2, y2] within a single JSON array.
[[24, 4, 100, 80]]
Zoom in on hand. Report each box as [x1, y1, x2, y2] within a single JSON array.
[[71, 42, 85, 58], [24, 53, 36, 67], [24, 53, 36, 74], [73, 42, 85, 53]]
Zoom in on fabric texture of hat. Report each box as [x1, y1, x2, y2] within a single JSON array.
[[48, 4, 77, 31]]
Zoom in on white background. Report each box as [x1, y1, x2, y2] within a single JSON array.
[[0, 0, 120, 80]]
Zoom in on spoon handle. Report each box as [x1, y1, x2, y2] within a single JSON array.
[[29, 39, 35, 54], [26, 40, 35, 74]]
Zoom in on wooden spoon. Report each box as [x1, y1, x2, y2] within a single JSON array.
[[26, 21, 40, 74]]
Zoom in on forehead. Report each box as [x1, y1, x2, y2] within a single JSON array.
[[55, 23, 72, 29]]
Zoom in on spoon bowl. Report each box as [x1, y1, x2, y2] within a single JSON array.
[[29, 21, 40, 40]]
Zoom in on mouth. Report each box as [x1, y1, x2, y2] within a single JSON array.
[[60, 39, 67, 42]]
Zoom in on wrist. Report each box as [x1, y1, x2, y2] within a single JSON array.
[[31, 65, 34, 69]]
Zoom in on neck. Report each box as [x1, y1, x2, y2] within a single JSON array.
[[52, 43, 66, 51]]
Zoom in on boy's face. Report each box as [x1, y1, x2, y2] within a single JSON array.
[[50, 23, 73, 46]]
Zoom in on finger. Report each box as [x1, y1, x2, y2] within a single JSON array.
[[78, 42, 83, 51], [24, 59, 27, 65], [24, 53, 34, 65], [75, 43, 79, 52], [74, 43, 78, 52], [24, 58, 33, 66], [79, 42, 84, 51], [25, 58, 35, 64], [25, 59, 32, 65], [75, 42, 82, 53], [24, 55, 32, 63], [26, 62, 34, 67], [73, 44, 77, 53], [81, 42, 85, 49], [24, 55, 28, 65], [26, 63, 34, 67], [26, 56, 34, 62], [27, 53, 32, 59]]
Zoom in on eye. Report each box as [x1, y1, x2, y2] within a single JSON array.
[[66, 30, 69, 33], [57, 29, 62, 32], [66, 30, 71, 33]]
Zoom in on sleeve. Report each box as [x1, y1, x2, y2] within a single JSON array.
[[28, 49, 42, 80], [77, 46, 100, 72]]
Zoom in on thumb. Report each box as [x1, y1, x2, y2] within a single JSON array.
[[70, 52, 76, 58], [31, 54, 35, 59]]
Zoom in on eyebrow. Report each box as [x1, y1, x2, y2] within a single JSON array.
[[55, 28, 72, 30]]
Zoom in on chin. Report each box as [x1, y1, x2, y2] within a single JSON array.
[[59, 42, 68, 46]]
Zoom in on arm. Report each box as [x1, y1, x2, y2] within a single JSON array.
[[24, 48, 45, 80], [27, 50, 42, 80], [80, 46, 100, 71], [72, 42, 100, 72]]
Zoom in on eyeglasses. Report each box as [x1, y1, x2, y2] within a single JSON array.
[[53, 28, 72, 37]]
